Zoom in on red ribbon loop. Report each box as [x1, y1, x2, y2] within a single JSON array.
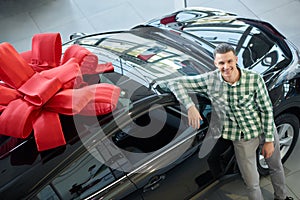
[[0, 33, 120, 151], [33, 111, 65, 151], [31, 33, 62, 71], [19, 73, 62, 106], [0, 99, 39, 139], [0, 42, 35, 89], [62, 44, 115, 74], [0, 85, 21, 107]]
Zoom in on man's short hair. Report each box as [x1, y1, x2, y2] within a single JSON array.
[[213, 43, 236, 58]]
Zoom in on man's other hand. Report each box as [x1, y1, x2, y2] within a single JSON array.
[[262, 142, 275, 159]]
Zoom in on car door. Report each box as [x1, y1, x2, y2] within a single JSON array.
[[110, 95, 221, 200], [30, 140, 141, 200]]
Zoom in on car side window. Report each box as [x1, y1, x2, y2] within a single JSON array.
[[112, 100, 210, 158], [237, 27, 288, 73], [112, 104, 188, 154], [241, 30, 273, 67]]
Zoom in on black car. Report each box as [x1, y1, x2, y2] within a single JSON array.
[[0, 8, 300, 200]]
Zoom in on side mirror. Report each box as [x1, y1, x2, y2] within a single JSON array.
[[69, 32, 86, 40], [262, 56, 273, 66]]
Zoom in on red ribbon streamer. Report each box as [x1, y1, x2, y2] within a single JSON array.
[[0, 33, 120, 151]]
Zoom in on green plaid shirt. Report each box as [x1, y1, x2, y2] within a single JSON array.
[[166, 68, 275, 142]]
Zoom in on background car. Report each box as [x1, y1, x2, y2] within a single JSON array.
[[0, 7, 300, 200]]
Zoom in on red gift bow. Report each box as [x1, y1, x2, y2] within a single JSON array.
[[0, 33, 120, 151]]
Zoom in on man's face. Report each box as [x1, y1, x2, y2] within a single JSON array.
[[214, 51, 238, 81]]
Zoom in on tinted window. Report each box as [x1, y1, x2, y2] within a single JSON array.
[[237, 28, 288, 74], [66, 30, 215, 95], [69, 28, 215, 76], [112, 98, 211, 171], [113, 105, 188, 153]]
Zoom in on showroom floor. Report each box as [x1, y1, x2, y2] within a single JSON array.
[[1, 0, 300, 199]]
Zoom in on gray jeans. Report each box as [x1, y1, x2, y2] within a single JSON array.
[[233, 131, 286, 200]]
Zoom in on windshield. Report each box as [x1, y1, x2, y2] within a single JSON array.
[[65, 27, 216, 94]]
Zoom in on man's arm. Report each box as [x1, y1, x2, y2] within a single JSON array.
[[166, 75, 208, 108], [255, 75, 275, 158], [165, 75, 208, 129], [255, 74, 275, 142]]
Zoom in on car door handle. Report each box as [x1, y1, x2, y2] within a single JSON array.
[[143, 174, 166, 192]]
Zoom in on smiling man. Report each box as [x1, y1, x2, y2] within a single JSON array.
[[165, 43, 292, 200]]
